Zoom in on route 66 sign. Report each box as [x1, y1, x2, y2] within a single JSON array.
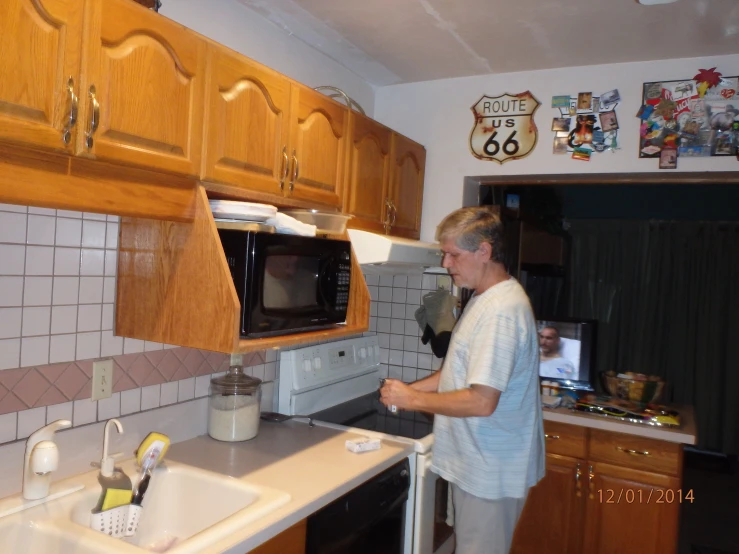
[[469, 92, 541, 163]]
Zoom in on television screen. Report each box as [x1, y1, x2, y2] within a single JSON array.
[[537, 318, 596, 390]]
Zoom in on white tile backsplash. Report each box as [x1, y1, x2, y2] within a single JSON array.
[[81, 220, 106, 249], [26, 215, 56, 245], [141, 385, 161, 411], [0, 244, 26, 275], [54, 247, 81, 276], [0, 211, 27, 243], [52, 277, 79, 305], [55, 218, 82, 247], [51, 305, 78, 334], [80, 249, 104, 276], [0, 277, 24, 307], [97, 393, 121, 421], [78, 277, 104, 304], [21, 336, 49, 367], [0, 308, 22, 339], [177, 378, 195, 402], [17, 407, 47, 439], [121, 389, 141, 416], [73, 398, 97, 426], [0, 204, 27, 213], [0, 339, 21, 370], [21, 306, 51, 336], [160, 382, 178, 406], [46, 401, 73, 424], [23, 276, 53, 306], [0, 413, 17, 443], [50, 334, 77, 363], [77, 304, 102, 332], [76, 331, 101, 360]]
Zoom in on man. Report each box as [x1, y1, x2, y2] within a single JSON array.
[[539, 326, 577, 380], [380, 207, 545, 554]]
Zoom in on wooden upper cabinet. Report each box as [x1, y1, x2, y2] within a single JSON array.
[[389, 133, 425, 239], [343, 112, 392, 233], [511, 454, 584, 554], [583, 463, 680, 554], [202, 45, 291, 196], [0, 0, 83, 152], [287, 85, 348, 208], [77, 0, 206, 176]]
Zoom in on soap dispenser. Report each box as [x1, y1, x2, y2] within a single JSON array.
[[93, 419, 132, 513]]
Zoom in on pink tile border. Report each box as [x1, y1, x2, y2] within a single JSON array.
[[0, 347, 254, 415]]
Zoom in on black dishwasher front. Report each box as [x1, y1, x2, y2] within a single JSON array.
[[306, 457, 411, 554]]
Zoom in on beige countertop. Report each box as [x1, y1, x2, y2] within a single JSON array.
[[542, 404, 697, 445], [167, 421, 415, 553]]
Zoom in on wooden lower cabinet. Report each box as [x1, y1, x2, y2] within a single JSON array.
[[247, 519, 306, 554], [583, 463, 680, 554], [511, 422, 683, 554], [511, 454, 584, 554]]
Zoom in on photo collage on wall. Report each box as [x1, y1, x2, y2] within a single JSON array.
[[550, 89, 620, 161], [637, 67, 739, 169]]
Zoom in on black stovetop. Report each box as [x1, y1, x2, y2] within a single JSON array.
[[309, 392, 434, 440]]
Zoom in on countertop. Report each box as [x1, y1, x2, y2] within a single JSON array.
[[166, 421, 415, 553], [542, 404, 697, 444]]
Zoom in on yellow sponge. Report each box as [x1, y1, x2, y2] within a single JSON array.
[[101, 487, 133, 511], [136, 432, 170, 467]]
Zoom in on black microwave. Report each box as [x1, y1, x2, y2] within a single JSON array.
[[217, 230, 352, 338]]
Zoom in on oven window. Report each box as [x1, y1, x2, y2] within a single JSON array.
[[263, 255, 319, 309]]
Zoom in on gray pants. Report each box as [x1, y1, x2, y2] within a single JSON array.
[[450, 484, 528, 554]]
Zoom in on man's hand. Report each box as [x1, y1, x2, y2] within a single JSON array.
[[380, 379, 418, 411]]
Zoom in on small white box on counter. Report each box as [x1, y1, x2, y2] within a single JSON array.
[[345, 436, 381, 453]]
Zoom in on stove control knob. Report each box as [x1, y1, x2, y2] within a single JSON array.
[[303, 359, 312, 372], [313, 357, 322, 370]]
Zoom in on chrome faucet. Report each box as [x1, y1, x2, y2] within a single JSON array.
[[23, 419, 71, 500]]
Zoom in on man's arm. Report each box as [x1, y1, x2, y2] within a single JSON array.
[[381, 379, 501, 418]]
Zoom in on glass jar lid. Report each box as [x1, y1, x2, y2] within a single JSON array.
[[210, 365, 262, 395]]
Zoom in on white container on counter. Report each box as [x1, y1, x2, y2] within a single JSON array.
[[208, 366, 262, 442]]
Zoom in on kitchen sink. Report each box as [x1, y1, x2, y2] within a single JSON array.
[[0, 459, 290, 554], [69, 462, 292, 552]]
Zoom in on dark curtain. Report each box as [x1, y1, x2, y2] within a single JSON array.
[[566, 219, 739, 455]]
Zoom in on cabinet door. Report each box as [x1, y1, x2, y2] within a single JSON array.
[[389, 133, 425, 239], [511, 454, 584, 554], [202, 46, 291, 196], [287, 85, 347, 208], [344, 112, 392, 233], [583, 462, 681, 554], [0, 0, 83, 151], [78, 0, 206, 176], [248, 519, 306, 554]]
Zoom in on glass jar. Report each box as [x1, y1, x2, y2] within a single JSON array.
[[207, 365, 262, 442]]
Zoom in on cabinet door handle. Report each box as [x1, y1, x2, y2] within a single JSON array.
[[383, 198, 392, 234], [575, 462, 582, 497], [588, 464, 595, 499], [289, 149, 298, 193], [85, 85, 100, 149], [545, 434, 561, 440], [616, 446, 650, 456], [279, 146, 289, 191], [62, 77, 78, 145]]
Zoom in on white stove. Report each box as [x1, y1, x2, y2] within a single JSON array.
[[278, 336, 454, 554]]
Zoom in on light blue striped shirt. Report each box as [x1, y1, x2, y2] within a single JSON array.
[[431, 278, 545, 500]]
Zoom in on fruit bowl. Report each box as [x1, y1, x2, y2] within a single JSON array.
[[601, 371, 666, 403]]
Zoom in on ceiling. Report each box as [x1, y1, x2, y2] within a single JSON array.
[[240, 0, 739, 86]]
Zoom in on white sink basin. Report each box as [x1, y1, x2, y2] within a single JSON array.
[[0, 460, 291, 554], [71, 463, 290, 552], [0, 520, 106, 554]]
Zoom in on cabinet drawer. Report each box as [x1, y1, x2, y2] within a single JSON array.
[[543, 421, 587, 458], [589, 430, 681, 476]]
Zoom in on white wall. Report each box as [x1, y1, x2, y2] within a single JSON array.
[[374, 54, 739, 241], [160, 0, 375, 117]]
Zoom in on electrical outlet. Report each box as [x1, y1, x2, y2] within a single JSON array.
[[92, 359, 113, 401]]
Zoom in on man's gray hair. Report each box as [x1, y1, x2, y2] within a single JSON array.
[[435, 206, 505, 263]]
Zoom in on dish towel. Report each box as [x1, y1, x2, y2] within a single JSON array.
[[415, 289, 457, 358]]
